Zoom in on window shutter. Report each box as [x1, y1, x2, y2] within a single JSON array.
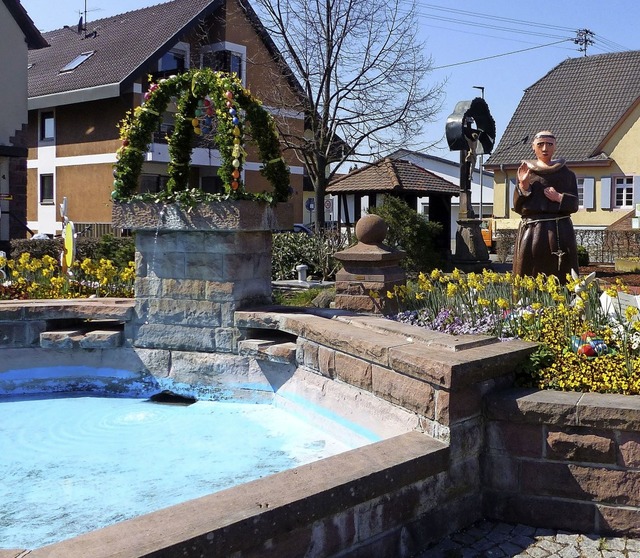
[[633, 175, 640, 206], [583, 177, 595, 209], [600, 176, 612, 210]]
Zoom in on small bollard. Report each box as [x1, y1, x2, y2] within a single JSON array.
[[295, 264, 308, 282]]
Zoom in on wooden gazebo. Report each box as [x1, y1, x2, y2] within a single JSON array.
[[326, 157, 459, 257]]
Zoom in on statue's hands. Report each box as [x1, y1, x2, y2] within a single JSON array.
[[544, 187, 563, 203], [517, 162, 530, 191]]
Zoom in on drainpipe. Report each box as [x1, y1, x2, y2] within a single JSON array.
[[500, 164, 508, 218]]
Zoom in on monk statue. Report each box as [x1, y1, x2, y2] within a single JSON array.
[[512, 130, 579, 283]]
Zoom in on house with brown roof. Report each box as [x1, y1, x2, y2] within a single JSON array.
[[24, 0, 306, 238], [326, 157, 459, 256], [485, 50, 640, 243], [0, 0, 47, 250]]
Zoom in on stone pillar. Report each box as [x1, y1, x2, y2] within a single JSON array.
[[333, 214, 406, 314], [112, 200, 291, 353]]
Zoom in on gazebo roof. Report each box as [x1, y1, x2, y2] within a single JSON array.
[[326, 158, 459, 196]]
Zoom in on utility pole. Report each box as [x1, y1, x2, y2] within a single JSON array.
[[574, 29, 595, 56]]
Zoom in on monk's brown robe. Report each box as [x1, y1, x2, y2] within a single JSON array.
[[512, 159, 579, 283]]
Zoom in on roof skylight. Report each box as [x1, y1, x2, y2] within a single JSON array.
[[60, 51, 95, 73]]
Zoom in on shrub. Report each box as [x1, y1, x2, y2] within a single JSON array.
[[577, 245, 590, 266], [10, 235, 134, 268], [272, 230, 347, 281], [368, 196, 443, 273]]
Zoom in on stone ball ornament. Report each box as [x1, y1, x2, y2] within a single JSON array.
[[356, 214, 388, 245], [445, 97, 496, 155]]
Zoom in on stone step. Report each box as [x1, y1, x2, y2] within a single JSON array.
[[238, 338, 297, 364], [40, 328, 123, 349]]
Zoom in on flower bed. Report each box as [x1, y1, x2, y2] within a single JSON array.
[[0, 253, 134, 299], [387, 269, 640, 395]]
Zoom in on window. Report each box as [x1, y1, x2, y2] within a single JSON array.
[[40, 111, 54, 141], [228, 52, 242, 79], [40, 174, 54, 204], [60, 51, 95, 73], [615, 176, 634, 208], [140, 174, 170, 194], [159, 51, 185, 73], [201, 48, 244, 80], [201, 175, 224, 194]]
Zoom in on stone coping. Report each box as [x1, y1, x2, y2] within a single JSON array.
[[112, 200, 293, 231], [485, 388, 640, 431], [15, 431, 447, 557], [0, 298, 134, 321], [235, 308, 536, 390]]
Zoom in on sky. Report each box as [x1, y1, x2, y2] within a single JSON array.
[[20, 0, 640, 162]]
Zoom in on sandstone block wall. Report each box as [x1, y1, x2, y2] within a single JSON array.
[[484, 389, 640, 537], [131, 230, 272, 353]]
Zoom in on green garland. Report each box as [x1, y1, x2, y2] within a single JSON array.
[[112, 68, 290, 204]]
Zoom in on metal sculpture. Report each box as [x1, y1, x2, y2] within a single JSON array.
[[445, 97, 495, 268]]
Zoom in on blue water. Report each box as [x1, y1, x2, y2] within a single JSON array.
[[0, 394, 365, 549]]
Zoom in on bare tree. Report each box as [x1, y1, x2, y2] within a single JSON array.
[[240, 0, 443, 228]]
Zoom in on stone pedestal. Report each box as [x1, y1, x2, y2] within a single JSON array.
[[453, 217, 490, 272], [333, 215, 406, 314], [112, 201, 292, 353]]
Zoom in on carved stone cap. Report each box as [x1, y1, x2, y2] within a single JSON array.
[[334, 214, 405, 263], [356, 214, 388, 245]]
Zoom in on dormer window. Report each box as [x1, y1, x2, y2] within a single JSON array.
[[200, 42, 246, 84], [60, 51, 95, 73], [159, 51, 185, 73], [154, 43, 190, 79]]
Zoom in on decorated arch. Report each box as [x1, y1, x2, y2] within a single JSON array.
[[112, 68, 290, 203]]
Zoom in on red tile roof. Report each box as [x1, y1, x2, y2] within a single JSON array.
[[486, 51, 640, 168], [326, 158, 459, 195]]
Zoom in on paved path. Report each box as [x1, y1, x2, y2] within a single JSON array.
[[416, 520, 640, 558]]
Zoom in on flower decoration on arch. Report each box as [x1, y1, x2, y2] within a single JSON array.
[[112, 68, 290, 204]]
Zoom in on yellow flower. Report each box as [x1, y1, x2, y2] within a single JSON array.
[[446, 282, 458, 297], [605, 285, 619, 298], [496, 297, 509, 310]]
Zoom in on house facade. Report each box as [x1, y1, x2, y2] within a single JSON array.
[[25, 0, 306, 238], [486, 51, 640, 242], [0, 0, 47, 250]]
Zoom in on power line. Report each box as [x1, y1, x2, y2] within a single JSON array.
[[414, 3, 632, 56], [415, 2, 577, 34], [432, 39, 572, 70]]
